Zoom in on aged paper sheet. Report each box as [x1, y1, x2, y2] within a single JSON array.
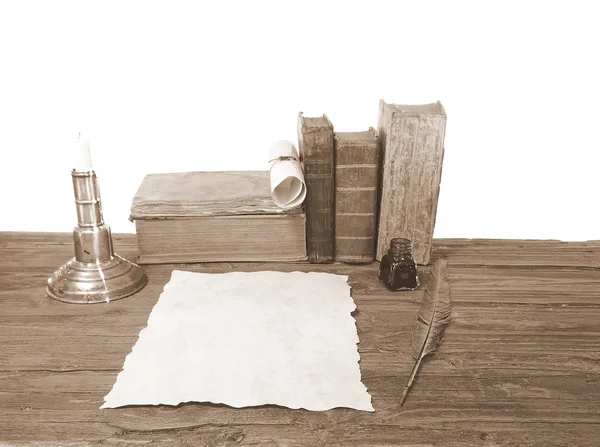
[[101, 270, 373, 411]]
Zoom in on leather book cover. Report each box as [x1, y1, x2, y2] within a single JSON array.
[[297, 113, 335, 263], [334, 129, 379, 263]]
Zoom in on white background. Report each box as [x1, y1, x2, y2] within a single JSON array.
[[0, 1, 598, 239]]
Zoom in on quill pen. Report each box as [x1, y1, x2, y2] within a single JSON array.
[[400, 257, 452, 406]]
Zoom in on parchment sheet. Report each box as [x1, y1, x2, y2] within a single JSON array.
[[268, 140, 307, 210], [101, 270, 373, 412]]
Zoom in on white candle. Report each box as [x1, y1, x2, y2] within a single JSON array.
[[74, 135, 93, 172]]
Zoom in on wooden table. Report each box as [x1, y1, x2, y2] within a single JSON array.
[[1, 233, 599, 446]]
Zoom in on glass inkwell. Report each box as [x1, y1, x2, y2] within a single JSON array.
[[378, 238, 419, 291]]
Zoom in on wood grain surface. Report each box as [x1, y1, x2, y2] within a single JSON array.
[[1, 232, 599, 446]]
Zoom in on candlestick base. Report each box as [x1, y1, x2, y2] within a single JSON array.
[[46, 255, 147, 304]]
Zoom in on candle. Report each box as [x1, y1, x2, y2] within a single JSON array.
[[74, 135, 93, 172]]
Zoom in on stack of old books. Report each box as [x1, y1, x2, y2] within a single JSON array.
[[132, 99, 446, 265], [131, 171, 306, 263], [297, 101, 446, 265]]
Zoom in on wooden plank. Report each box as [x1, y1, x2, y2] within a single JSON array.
[[2, 232, 600, 268], [2, 294, 599, 377], [1, 363, 599, 429], [1, 408, 599, 446], [431, 238, 600, 268], [2, 397, 599, 430], [2, 422, 598, 447], [2, 300, 599, 338], [3, 263, 600, 309], [1, 369, 598, 402], [3, 330, 599, 374]]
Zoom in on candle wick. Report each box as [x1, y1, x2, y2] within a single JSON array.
[[78, 132, 81, 140]]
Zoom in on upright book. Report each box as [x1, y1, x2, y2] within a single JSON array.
[[376, 100, 446, 264], [130, 171, 307, 264], [334, 129, 379, 263], [297, 113, 335, 263]]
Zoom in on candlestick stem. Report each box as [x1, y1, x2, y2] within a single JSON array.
[[46, 170, 147, 304]]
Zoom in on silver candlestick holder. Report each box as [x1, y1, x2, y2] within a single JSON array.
[[47, 170, 147, 304]]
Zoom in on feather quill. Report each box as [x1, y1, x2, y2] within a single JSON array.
[[400, 257, 452, 406]]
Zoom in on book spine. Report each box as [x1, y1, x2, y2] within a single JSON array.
[[375, 101, 397, 248], [298, 114, 335, 263], [334, 130, 379, 263], [376, 106, 446, 264]]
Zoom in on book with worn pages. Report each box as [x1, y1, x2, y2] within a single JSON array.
[[334, 129, 379, 263], [297, 113, 335, 264], [376, 100, 446, 264], [130, 171, 307, 264]]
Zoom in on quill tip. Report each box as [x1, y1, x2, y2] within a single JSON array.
[[400, 388, 408, 407]]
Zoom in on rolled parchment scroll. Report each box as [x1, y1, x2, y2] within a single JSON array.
[[268, 140, 307, 210]]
